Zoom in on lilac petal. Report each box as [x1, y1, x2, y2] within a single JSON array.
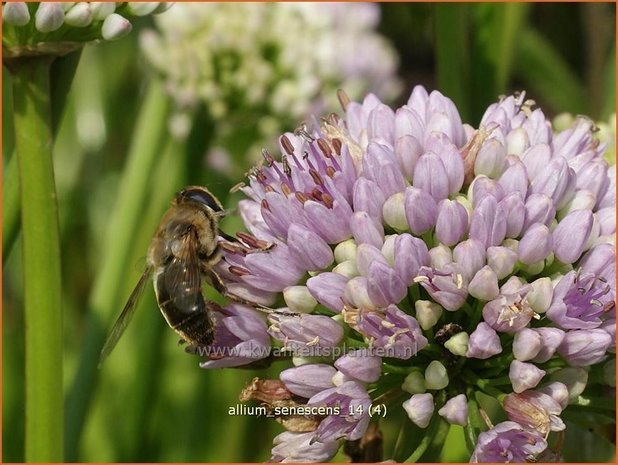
[[513, 328, 542, 361], [453, 239, 486, 281], [523, 193, 556, 230], [335, 349, 382, 383], [530, 156, 576, 210], [366, 261, 407, 306], [403, 393, 434, 428], [438, 394, 468, 426], [351, 211, 384, 248], [474, 138, 507, 178], [271, 431, 339, 463], [435, 199, 468, 246], [518, 223, 553, 265], [395, 135, 422, 180], [363, 142, 406, 197], [287, 223, 334, 271], [498, 157, 528, 199], [471, 421, 547, 463], [355, 243, 388, 277], [509, 360, 546, 393], [353, 178, 386, 222], [367, 103, 396, 145], [521, 144, 552, 182], [499, 193, 525, 238], [531, 328, 565, 363], [412, 152, 450, 201], [280, 364, 337, 398], [469, 195, 507, 248], [553, 209, 593, 264], [304, 200, 353, 244], [393, 233, 430, 285], [306, 272, 348, 313], [404, 186, 438, 235], [467, 322, 502, 359], [557, 329, 612, 367]]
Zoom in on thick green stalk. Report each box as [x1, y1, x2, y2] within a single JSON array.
[[2, 153, 20, 261], [64, 79, 169, 461], [3, 50, 82, 265], [12, 56, 63, 462]]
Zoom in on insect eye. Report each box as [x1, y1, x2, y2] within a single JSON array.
[[178, 187, 222, 212]]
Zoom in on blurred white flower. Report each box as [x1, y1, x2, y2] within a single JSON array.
[[140, 2, 402, 168]]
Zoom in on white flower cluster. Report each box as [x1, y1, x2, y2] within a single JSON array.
[[140, 2, 401, 144]]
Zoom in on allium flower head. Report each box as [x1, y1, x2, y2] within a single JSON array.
[[2, 2, 171, 58], [198, 85, 615, 462]]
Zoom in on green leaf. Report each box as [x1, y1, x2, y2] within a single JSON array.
[[515, 28, 587, 114], [562, 422, 615, 462], [434, 3, 470, 120]]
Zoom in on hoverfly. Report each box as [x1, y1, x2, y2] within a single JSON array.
[[99, 186, 264, 365]]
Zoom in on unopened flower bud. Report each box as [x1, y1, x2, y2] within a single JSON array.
[[3, 3, 30, 26], [425, 361, 449, 390], [438, 394, 468, 426], [283, 286, 318, 314], [557, 329, 612, 367], [335, 350, 381, 383], [403, 393, 434, 428], [89, 2, 116, 20], [435, 199, 468, 246], [467, 322, 502, 359], [453, 239, 486, 281], [306, 272, 348, 313], [280, 364, 336, 398], [414, 300, 443, 330], [35, 3, 65, 32], [486, 246, 518, 279], [506, 127, 529, 156], [553, 209, 593, 264], [531, 327, 565, 363], [468, 266, 499, 301], [413, 152, 450, 201], [332, 260, 358, 279], [429, 244, 452, 269], [474, 138, 506, 178], [526, 277, 552, 313], [523, 193, 555, 231], [538, 382, 569, 409], [101, 13, 132, 41], [513, 328, 542, 361], [444, 332, 469, 356], [402, 371, 426, 394], [64, 3, 92, 27], [518, 223, 552, 265], [509, 360, 546, 393], [127, 2, 161, 16], [558, 189, 596, 220], [405, 186, 437, 235], [351, 211, 384, 248], [383, 192, 408, 231], [549, 367, 588, 402]]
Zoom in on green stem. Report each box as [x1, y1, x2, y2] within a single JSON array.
[[12, 56, 63, 462], [3, 50, 82, 265], [64, 79, 170, 461], [2, 152, 20, 262]]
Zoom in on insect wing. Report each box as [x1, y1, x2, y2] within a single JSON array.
[[162, 233, 203, 313], [99, 266, 153, 366]]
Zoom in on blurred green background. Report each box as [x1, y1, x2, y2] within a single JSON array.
[[3, 3, 615, 462]]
